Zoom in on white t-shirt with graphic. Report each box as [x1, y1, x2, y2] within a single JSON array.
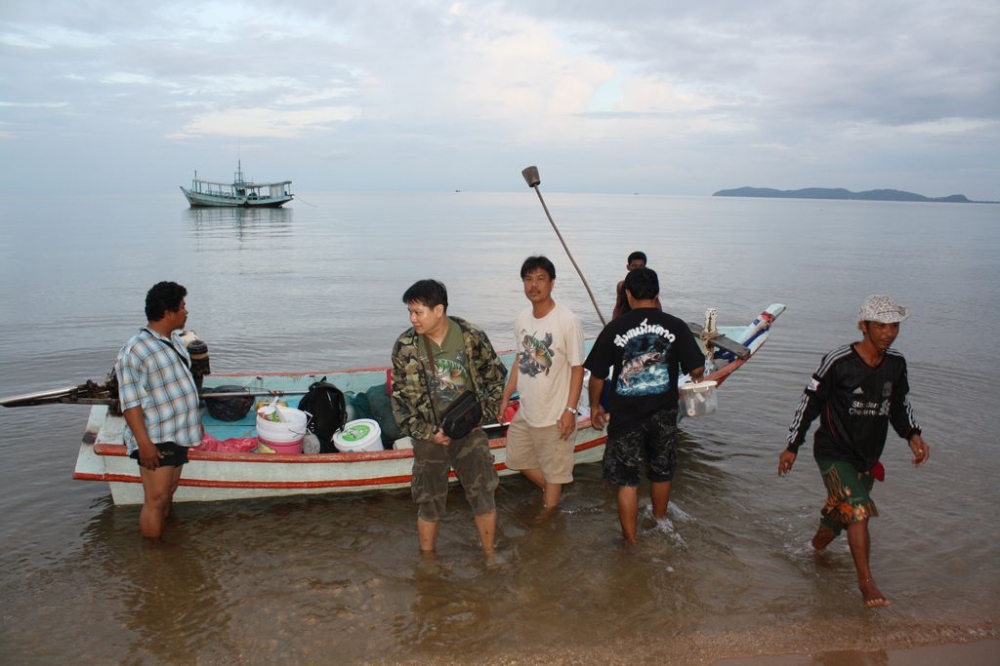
[[513, 303, 584, 427]]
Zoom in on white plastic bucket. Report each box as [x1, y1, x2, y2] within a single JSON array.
[[333, 419, 383, 452], [679, 380, 718, 417], [256, 406, 308, 454]]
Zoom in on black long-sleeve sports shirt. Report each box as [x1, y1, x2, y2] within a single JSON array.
[[786, 344, 920, 471]]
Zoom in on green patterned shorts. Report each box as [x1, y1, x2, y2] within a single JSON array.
[[816, 458, 878, 535]]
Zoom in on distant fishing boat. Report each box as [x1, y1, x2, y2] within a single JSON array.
[[180, 161, 293, 208]]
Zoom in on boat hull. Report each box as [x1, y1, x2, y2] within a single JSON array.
[[181, 188, 293, 208], [73, 409, 607, 505]]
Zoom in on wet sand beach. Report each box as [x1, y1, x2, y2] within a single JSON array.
[[716, 638, 999, 666]]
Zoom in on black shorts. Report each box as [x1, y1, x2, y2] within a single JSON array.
[[130, 441, 190, 467], [603, 407, 679, 486]]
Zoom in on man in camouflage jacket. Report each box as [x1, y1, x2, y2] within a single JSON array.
[[391, 279, 507, 556]]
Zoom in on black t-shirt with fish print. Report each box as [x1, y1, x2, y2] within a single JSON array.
[[584, 308, 703, 433]]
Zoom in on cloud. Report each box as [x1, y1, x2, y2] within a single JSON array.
[[0, 0, 997, 198], [171, 106, 360, 139]]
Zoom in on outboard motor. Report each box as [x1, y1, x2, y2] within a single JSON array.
[[181, 332, 211, 391], [180, 333, 252, 421]]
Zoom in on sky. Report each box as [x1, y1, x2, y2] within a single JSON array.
[[2, 0, 998, 199]]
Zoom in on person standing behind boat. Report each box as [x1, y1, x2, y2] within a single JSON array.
[[778, 295, 931, 608], [498, 256, 584, 514], [391, 279, 507, 556], [584, 267, 704, 545], [115, 281, 201, 540], [612, 251, 661, 320]]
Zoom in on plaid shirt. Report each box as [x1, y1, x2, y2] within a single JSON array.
[[116, 327, 202, 453]]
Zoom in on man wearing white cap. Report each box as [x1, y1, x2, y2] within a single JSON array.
[[778, 295, 931, 608]]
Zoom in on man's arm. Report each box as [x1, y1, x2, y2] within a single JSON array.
[[123, 405, 161, 470], [677, 323, 706, 381], [888, 360, 920, 440], [778, 389, 819, 476], [390, 339, 437, 441], [612, 280, 626, 320], [116, 348, 162, 470], [785, 387, 821, 454], [558, 365, 585, 439], [886, 360, 929, 466], [780, 354, 834, 474], [587, 374, 607, 430], [466, 325, 507, 422]]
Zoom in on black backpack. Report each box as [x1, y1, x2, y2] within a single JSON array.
[[297, 378, 347, 453]]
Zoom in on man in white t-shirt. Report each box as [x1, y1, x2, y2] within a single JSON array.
[[499, 256, 585, 512]]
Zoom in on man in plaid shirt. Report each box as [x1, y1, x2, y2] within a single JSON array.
[[116, 281, 201, 539]]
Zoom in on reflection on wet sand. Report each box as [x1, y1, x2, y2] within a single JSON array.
[[87, 504, 241, 664]]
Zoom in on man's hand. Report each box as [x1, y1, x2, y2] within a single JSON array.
[[430, 428, 452, 447], [558, 408, 577, 440], [909, 434, 930, 466], [590, 405, 608, 430], [137, 441, 162, 470], [778, 449, 796, 476], [497, 397, 511, 426]]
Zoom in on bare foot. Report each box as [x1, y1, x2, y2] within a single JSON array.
[[532, 504, 559, 524], [811, 526, 836, 550], [859, 577, 891, 608]]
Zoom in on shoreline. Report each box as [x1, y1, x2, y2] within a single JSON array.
[[394, 634, 1000, 665], [715, 638, 999, 665]]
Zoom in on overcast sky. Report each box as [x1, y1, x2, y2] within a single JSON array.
[[2, 1, 998, 199]]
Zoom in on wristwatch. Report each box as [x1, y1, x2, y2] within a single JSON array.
[[565, 406, 578, 415]]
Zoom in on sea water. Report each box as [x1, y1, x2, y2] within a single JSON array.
[[0, 191, 998, 664]]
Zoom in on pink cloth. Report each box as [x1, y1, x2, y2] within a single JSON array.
[[198, 433, 259, 453], [503, 400, 520, 424]]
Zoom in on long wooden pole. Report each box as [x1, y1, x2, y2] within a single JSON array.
[[521, 166, 607, 327]]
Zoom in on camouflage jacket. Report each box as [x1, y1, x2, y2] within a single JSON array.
[[391, 316, 507, 441]]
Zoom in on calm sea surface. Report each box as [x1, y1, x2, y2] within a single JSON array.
[[1, 191, 998, 664]]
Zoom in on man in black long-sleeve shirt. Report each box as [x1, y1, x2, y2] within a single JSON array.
[[779, 295, 930, 608]]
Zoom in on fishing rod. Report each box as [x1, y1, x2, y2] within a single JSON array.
[[521, 166, 607, 327]]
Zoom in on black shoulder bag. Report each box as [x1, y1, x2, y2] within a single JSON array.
[[422, 337, 483, 440]]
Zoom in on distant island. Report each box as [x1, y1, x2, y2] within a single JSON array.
[[712, 187, 994, 203]]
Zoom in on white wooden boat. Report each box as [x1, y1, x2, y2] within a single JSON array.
[[9, 304, 785, 505], [180, 161, 293, 208]]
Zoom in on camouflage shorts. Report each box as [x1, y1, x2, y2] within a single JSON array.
[[603, 407, 679, 487], [816, 459, 879, 535], [411, 428, 498, 522]]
